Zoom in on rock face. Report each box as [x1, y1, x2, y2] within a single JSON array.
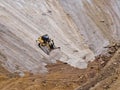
[[60, 0, 120, 55], [0, 0, 120, 74]]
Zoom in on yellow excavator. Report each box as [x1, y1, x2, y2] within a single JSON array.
[[36, 34, 60, 55]]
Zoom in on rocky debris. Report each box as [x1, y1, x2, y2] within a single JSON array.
[[92, 43, 120, 69], [105, 43, 120, 55], [75, 47, 120, 90], [100, 20, 105, 23]]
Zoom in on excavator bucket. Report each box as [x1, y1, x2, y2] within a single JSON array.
[[38, 43, 50, 55]]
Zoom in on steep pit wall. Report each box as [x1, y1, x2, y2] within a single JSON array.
[[0, 0, 94, 74]]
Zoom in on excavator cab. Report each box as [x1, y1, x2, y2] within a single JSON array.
[[36, 34, 49, 46]]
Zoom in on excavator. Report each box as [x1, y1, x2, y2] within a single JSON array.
[[36, 34, 60, 55]]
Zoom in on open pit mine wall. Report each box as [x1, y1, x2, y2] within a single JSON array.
[[60, 0, 120, 55], [0, 0, 120, 74]]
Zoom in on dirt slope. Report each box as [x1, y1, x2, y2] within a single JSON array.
[[0, 0, 94, 74], [90, 48, 120, 90], [60, 0, 120, 55], [76, 44, 120, 90], [0, 46, 119, 90], [0, 0, 120, 90], [0, 0, 120, 75]]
